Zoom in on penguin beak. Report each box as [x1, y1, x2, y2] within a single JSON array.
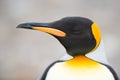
[[17, 23, 66, 37]]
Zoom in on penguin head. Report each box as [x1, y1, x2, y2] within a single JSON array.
[[17, 17, 101, 57]]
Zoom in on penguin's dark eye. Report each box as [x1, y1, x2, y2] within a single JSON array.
[[71, 27, 83, 34], [72, 30, 81, 34]]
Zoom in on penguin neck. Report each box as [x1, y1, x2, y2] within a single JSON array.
[[66, 55, 100, 68], [73, 55, 91, 60], [68, 55, 95, 63]]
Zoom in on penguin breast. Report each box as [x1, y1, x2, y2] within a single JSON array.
[[46, 57, 114, 80]]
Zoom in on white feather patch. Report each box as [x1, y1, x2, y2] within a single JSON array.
[[46, 62, 114, 80]]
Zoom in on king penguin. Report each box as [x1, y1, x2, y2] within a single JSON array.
[[17, 17, 119, 80]]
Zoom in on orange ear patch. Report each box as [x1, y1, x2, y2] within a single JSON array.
[[91, 23, 101, 51]]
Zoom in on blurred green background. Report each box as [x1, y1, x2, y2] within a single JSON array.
[[0, 0, 120, 80]]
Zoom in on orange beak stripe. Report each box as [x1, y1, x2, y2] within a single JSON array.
[[32, 27, 66, 37]]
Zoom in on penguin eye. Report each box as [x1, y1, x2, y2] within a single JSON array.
[[71, 28, 83, 34], [72, 30, 81, 34]]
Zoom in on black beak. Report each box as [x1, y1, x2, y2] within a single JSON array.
[[17, 22, 49, 29], [17, 22, 66, 37]]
